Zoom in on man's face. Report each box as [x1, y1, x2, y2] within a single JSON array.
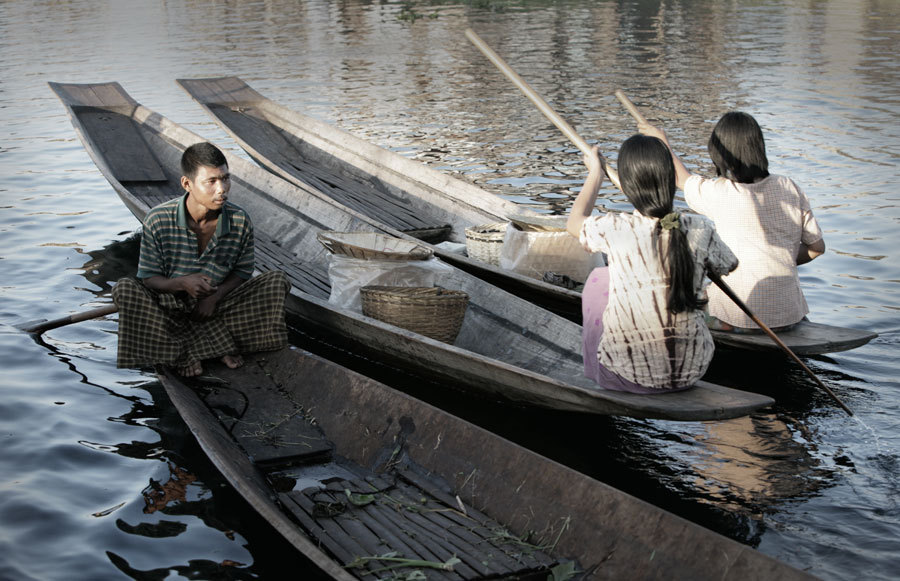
[[184, 164, 230, 211]]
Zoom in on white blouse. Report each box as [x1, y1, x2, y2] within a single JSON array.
[[685, 174, 823, 328], [580, 211, 738, 389]]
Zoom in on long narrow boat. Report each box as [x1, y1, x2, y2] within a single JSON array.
[[177, 76, 877, 356], [49, 80, 772, 421], [176, 76, 583, 320], [158, 347, 811, 579]]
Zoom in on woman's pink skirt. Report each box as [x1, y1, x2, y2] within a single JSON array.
[[581, 267, 662, 394]]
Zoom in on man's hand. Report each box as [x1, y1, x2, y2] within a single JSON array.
[[190, 272, 246, 320], [179, 273, 218, 298], [192, 294, 220, 321]]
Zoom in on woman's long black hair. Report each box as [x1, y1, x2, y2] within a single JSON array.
[[708, 111, 769, 183], [618, 134, 705, 313]]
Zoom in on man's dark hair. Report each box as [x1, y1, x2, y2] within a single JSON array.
[[708, 111, 769, 184], [181, 142, 228, 180]]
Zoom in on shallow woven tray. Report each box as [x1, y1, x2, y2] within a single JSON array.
[[507, 214, 568, 232], [360, 286, 469, 344], [464, 222, 507, 265], [317, 231, 432, 261]]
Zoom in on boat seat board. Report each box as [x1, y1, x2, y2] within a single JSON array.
[[280, 474, 558, 579], [176, 76, 265, 105], [48, 81, 139, 109], [193, 355, 333, 467], [73, 107, 168, 182]]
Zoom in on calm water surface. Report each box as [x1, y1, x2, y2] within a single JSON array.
[[1, 1, 898, 579]]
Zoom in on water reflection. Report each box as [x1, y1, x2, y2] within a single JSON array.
[[686, 415, 829, 511], [77, 235, 141, 295]]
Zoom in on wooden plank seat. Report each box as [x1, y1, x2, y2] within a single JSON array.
[[194, 357, 333, 467]]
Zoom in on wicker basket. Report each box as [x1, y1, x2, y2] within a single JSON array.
[[464, 222, 507, 265], [360, 286, 469, 344], [318, 231, 432, 261]]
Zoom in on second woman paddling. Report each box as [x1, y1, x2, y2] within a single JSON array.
[[567, 135, 737, 393]]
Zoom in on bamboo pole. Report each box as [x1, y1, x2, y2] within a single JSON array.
[[20, 304, 118, 335], [465, 28, 621, 190]]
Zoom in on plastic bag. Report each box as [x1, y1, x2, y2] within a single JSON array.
[[327, 254, 455, 312], [499, 223, 605, 283]]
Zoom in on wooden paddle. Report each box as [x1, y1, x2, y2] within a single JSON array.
[[615, 91, 853, 416], [706, 272, 853, 415], [464, 28, 621, 190], [20, 304, 118, 335]]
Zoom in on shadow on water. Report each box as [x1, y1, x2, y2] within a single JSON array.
[[77, 233, 142, 295]]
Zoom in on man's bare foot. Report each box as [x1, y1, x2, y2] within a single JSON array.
[[178, 360, 203, 377], [222, 354, 244, 369]]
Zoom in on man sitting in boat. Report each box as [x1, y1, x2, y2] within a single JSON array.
[[112, 142, 291, 376], [640, 114, 825, 333]]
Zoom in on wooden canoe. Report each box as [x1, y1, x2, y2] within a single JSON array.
[[49, 80, 773, 421], [177, 76, 877, 356], [176, 76, 584, 320], [157, 347, 812, 580]]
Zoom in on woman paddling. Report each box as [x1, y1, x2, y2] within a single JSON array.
[[567, 135, 737, 393], [640, 113, 825, 333]]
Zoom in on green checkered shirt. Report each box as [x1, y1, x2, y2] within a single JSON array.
[[137, 193, 254, 285]]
